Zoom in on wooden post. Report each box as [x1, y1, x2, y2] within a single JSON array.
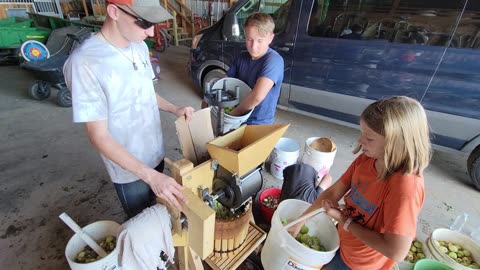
[[173, 10, 179, 46], [163, 0, 168, 9], [82, 0, 89, 16], [180, 0, 187, 32]]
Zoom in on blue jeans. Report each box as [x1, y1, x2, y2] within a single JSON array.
[[114, 161, 164, 219], [323, 250, 351, 270]]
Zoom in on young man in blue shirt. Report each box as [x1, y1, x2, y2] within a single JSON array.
[[224, 12, 284, 124], [202, 13, 284, 125]]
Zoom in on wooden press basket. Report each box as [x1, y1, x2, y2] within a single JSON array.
[[213, 204, 252, 258]]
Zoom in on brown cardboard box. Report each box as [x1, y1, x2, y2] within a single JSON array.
[[175, 108, 215, 165]]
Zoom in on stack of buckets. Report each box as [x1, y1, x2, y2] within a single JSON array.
[[261, 199, 339, 269], [270, 136, 337, 180]]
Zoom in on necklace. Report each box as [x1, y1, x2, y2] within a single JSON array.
[[100, 30, 138, 70]]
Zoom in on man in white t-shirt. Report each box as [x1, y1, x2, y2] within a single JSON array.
[[64, 0, 194, 218]]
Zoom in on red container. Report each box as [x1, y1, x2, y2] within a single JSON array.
[[259, 187, 281, 224]]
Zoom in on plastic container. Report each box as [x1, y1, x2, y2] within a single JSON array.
[[258, 187, 281, 224], [413, 259, 453, 270], [427, 228, 480, 270], [261, 199, 339, 270], [211, 106, 253, 134], [450, 213, 480, 244], [269, 137, 300, 180], [209, 78, 253, 135], [300, 137, 337, 179], [65, 220, 120, 270]]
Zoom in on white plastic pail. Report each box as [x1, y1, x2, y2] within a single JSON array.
[[261, 199, 339, 270], [210, 78, 253, 135], [211, 106, 253, 135], [65, 220, 120, 270], [269, 138, 300, 180], [301, 137, 337, 179]]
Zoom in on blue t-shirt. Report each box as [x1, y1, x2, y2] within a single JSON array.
[[227, 48, 284, 124]]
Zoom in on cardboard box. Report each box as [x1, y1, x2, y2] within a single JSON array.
[[175, 108, 215, 165]]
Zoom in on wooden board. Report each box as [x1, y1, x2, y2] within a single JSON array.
[[205, 222, 267, 270], [175, 108, 215, 165], [180, 188, 216, 260]]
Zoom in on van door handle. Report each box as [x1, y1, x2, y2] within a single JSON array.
[[274, 43, 293, 52], [276, 46, 290, 52]]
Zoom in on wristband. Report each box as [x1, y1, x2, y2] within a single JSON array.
[[343, 217, 353, 231]]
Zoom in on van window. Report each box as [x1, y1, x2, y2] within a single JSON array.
[[235, 0, 291, 39], [308, 0, 480, 49]]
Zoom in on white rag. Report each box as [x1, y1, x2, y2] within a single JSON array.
[[117, 204, 174, 270]]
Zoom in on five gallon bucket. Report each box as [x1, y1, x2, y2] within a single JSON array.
[[211, 106, 253, 135], [261, 199, 339, 270], [209, 78, 253, 135], [269, 138, 300, 180], [301, 137, 337, 179], [65, 220, 120, 270]]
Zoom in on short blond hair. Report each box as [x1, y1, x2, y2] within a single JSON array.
[[245, 12, 275, 36], [354, 96, 432, 180]]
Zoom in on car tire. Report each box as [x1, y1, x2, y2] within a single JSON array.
[[203, 68, 226, 95], [56, 88, 72, 107], [467, 146, 480, 190], [29, 82, 51, 100]]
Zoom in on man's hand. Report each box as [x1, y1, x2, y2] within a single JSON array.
[[147, 172, 187, 211], [175, 106, 195, 122]]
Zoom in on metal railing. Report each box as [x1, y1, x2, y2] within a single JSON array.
[[0, 0, 63, 18]]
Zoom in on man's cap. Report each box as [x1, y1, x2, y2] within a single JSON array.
[[108, 0, 173, 23]]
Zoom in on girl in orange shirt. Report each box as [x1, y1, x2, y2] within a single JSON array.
[[292, 96, 431, 270]]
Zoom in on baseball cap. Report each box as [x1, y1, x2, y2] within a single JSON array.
[[108, 0, 173, 23]]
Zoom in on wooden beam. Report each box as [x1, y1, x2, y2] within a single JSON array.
[[82, 0, 89, 16], [389, 0, 401, 15], [180, 188, 215, 260], [173, 10, 179, 46]]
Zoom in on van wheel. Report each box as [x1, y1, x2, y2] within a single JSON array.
[[467, 146, 480, 190], [203, 69, 226, 95]]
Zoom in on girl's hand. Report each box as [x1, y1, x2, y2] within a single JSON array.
[[322, 199, 345, 222]]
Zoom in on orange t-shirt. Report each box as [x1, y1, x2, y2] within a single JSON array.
[[338, 154, 424, 270]]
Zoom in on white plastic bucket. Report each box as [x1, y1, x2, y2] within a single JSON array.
[[301, 137, 337, 179], [65, 220, 121, 270], [269, 137, 300, 180], [211, 106, 253, 135], [261, 199, 339, 270], [209, 78, 253, 135]]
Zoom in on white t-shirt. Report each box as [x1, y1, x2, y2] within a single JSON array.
[[64, 34, 164, 184]]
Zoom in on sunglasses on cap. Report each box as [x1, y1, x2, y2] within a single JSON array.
[[114, 4, 155, 29]]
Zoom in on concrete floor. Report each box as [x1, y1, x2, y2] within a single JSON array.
[[0, 45, 479, 270]]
